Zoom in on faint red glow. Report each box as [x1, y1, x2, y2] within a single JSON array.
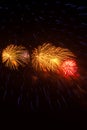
[[61, 59, 78, 77]]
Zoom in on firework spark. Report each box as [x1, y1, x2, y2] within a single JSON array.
[[32, 43, 75, 72], [2, 44, 30, 69]]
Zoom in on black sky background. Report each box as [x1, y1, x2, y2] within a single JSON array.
[[0, 0, 87, 128]]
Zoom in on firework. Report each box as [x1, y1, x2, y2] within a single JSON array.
[[31, 43, 75, 72], [61, 59, 78, 77], [2, 44, 30, 69]]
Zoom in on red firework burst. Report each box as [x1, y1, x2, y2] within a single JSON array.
[[61, 59, 78, 77]]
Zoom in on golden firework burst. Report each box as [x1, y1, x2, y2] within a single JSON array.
[[2, 44, 30, 69], [31, 43, 75, 72]]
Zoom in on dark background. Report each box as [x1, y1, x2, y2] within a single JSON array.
[[0, 0, 87, 128]]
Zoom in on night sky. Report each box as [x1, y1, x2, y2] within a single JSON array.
[[0, 0, 87, 128]]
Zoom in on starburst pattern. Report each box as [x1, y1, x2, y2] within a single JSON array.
[[2, 44, 30, 69], [31, 43, 75, 72]]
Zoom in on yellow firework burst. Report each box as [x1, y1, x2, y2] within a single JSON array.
[[2, 44, 30, 69], [32, 43, 75, 72]]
